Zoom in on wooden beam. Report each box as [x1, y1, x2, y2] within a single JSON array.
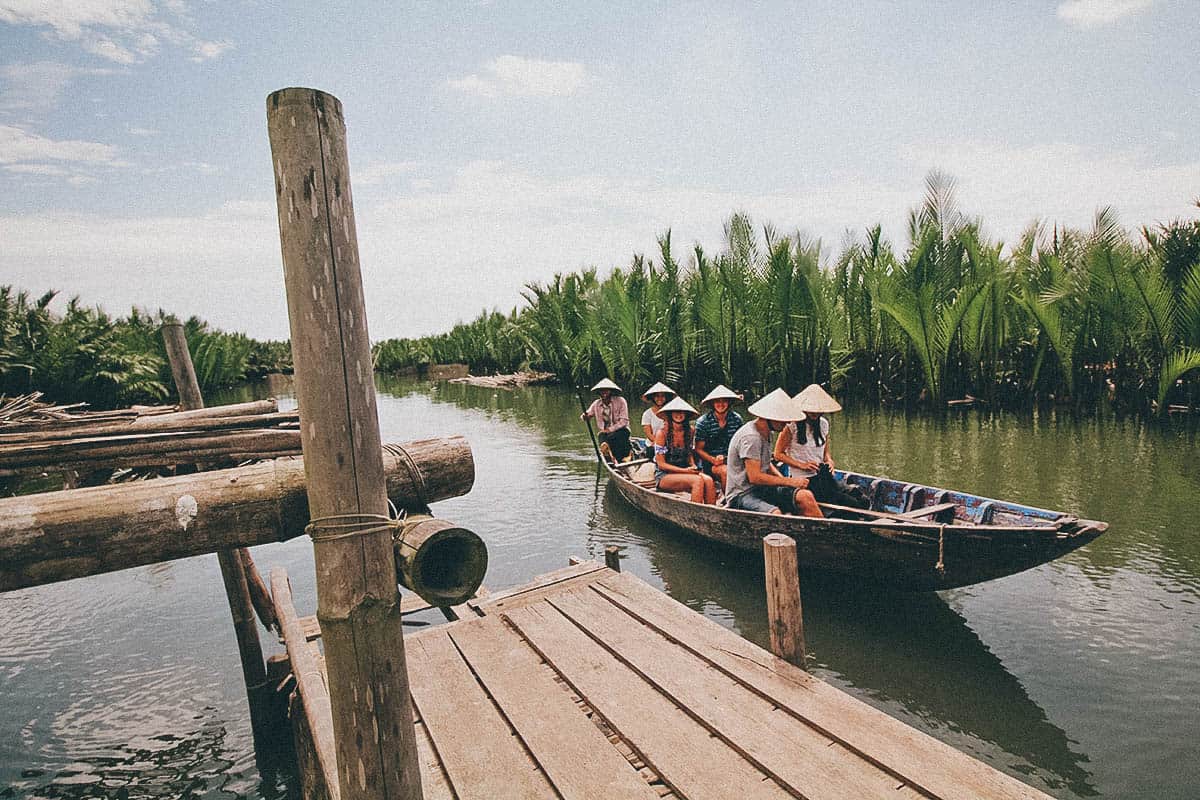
[[268, 86, 422, 800], [273, 567, 340, 800], [0, 404, 291, 445], [0, 436, 474, 592]]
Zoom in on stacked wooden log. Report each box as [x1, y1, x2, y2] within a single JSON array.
[[0, 391, 175, 428], [0, 399, 299, 477]]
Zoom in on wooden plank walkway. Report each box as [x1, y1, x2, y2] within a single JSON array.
[[280, 561, 1052, 800]]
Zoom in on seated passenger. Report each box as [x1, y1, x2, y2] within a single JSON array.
[[775, 384, 867, 508], [580, 378, 631, 462], [640, 381, 676, 445], [654, 397, 716, 505], [693, 384, 744, 492], [724, 388, 822, 517]]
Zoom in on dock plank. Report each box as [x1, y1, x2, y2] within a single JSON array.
[[548, 587, 907, 800], [592, 572, 1051, 800], [406, 630, 553, 799], [449, 616, 661, 800], [471, 561, 606, 613], [504, 602, 793, 800]]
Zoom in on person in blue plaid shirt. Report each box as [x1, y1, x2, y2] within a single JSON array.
[[693, 384, 745, 492]]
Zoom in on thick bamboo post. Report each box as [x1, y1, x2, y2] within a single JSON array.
[[267, 86, 422, 800], [763, 533, 807, 668], [161, 322, 272, 736]]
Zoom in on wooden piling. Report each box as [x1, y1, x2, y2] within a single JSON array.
[[763, 533, 806, 668], [161, 322, 272, 737], [267, 86, 422, 800], [605, 545, 621, 572]]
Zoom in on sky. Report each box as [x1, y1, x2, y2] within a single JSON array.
[[1, 0, 1198, 341]]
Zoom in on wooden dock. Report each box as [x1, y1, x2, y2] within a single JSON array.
[[276, 561, 1052, 800]]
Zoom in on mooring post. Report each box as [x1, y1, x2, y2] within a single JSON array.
[[160, 322, 272, 734], [763, 534, 806, 668], [267, 87, 423, 800], [605, 545, 621, 572]]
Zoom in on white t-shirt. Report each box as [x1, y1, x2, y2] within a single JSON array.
[[784, 417, 830, 477], [641, 407, 665, 437]]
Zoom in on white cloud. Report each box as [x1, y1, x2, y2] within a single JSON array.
[[1056, 0, 1154, 28], [0, 0, 229, 64], [190, 39, 231, 62], [127, 125, 158, 136], [448, 55, 588, 98], [0, 61, 112, 116], [0, 124, 119, 164]]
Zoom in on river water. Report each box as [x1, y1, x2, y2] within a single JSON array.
[[1, 376, 1197, 799]]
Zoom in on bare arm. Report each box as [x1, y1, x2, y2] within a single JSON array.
[[694, 438, 722, 466], [744, 457, 807, 489]]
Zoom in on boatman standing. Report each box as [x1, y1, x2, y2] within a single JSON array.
[[581, 378, 632, 462], [723, 388, 822, 516]]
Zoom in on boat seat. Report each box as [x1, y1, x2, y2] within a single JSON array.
[[897, 502, 957, 521]]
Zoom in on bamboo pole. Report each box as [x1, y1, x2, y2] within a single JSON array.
[[268, 86, 422, 800], [161, 322, 272, 738], [0, 436, 474, 592], [763, 533, 807, 668]]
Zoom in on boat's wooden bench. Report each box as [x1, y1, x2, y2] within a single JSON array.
[[820, 501, 958, 523], [275, 561, 1055, 800]]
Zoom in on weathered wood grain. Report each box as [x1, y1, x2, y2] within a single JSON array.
[[763, 533, 805, 667], [448, 616, 660, 800], [0, 436, 473, 592], [268, 85, 421, 800], [591, 572, 1053, 800], [504, 602, 794, 800], [406, 630, 552, 799], [548, 587, 902, 800]]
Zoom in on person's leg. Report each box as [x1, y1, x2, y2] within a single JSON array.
[[712, 463, 727, 492], [658, 473, 704, 502], [793, 488, 823, 517], [610, 427, 631, 461], [729, 490, 783, 515], [700, 473, 716, 504]]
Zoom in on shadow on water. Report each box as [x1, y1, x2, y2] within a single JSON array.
[[601, 481, 1098, 797]]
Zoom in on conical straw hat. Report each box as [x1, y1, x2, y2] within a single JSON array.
[[591, 377, 622, 393], [641, 381, 677, 402], [700, 384, 742, 407], [794, 384, 842, 413], [658, 396, 698, 419], [748, 388, 806, 422]]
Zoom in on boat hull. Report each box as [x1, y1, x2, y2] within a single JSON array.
[[606, 464, 1105, 591]]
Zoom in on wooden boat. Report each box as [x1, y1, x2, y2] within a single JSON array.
[[604, 446, 1107, 591]]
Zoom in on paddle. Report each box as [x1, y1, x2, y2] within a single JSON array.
[[574, 387, 602, 462]]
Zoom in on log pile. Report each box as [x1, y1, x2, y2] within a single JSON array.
[[0, 391, 175, 429], [0, 399, 298, 477], [0, 435, 475, 592]]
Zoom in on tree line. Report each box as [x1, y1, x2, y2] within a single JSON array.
[[0, 288, 291, 409], [373, 173, 1200, 416]]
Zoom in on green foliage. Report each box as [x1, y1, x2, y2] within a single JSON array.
[[370, 172, 1200, 417], [0, 289, 291, 409]]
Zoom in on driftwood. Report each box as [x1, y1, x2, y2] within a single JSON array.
[[0, 398, 275, 435], [449, 371, 556, 389], [0, 436, 474, 592]]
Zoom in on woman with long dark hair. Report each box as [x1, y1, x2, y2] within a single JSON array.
[[654, 397, 716, 504]]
